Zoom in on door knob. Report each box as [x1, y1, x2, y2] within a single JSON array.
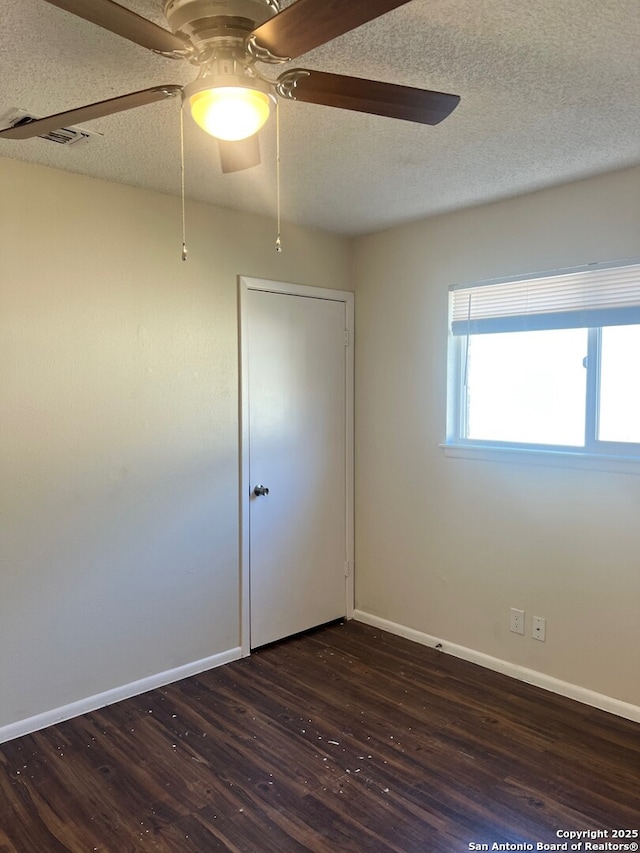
[[253, 484, 270, 497]]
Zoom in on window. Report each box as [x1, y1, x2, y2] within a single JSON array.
[[446, 259, 640, 460]]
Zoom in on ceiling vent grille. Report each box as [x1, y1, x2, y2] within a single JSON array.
[[2, 109, 101, 145]]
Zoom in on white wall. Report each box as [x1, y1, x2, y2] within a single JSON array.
[[0, 157, 351, 729], [353, 166, 640, 709]]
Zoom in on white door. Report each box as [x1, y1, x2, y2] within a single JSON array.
[[240, 280, 353, 650]]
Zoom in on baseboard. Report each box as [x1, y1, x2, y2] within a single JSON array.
[[0, 646, 242, 745], [353, 610, 640, 724]]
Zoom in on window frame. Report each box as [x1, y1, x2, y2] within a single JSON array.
[[445, 259, 640, 466]]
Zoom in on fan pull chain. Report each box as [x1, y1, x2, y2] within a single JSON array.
[[275, 99, 282, 253], [180, 107, 188, 262]]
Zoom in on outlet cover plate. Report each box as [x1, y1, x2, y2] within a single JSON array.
[[510, 608, 525, 635]]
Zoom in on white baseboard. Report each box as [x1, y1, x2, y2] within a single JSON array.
[[0, 646, 242, 745], [353, 610, 640, 724]]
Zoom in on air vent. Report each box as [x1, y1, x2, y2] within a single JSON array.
[[1, 109, 102, 145]]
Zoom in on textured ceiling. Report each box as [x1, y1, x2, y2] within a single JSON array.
[[0, 0, 639, 235]]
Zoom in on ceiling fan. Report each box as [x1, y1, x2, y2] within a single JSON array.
[[0, 0, 461, 173]]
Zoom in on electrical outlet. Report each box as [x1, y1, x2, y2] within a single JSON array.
[[510, 608, 525, 635], [532, 616, 546, 641]]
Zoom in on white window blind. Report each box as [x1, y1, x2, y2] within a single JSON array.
[[450, 260, 640, 335]]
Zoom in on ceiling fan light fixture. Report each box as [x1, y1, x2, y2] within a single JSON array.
[[184, 76, 273, 141]]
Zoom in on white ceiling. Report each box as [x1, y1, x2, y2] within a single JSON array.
[[1, 0, 639, 235]]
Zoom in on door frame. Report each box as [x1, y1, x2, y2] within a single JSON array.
[[238, 276, 355, 656]]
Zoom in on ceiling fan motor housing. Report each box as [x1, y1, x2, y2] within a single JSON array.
[[163, 0, 279, 55]]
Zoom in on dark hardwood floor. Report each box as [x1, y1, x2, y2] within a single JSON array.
[[0, 620, 638, 852]]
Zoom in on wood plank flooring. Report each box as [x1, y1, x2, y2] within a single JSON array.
[[0, 620, 638, 852]]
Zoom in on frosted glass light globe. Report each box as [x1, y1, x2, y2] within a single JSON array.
[[188, 86, 272, 141]]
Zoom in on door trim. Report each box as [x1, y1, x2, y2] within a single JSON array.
[[238, 276, 355, 656]]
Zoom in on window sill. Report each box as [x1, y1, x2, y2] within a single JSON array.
[[440, 442, 640, 475]]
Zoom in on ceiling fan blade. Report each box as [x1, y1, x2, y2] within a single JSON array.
[[276, 69, 460, 125], [0, 87, 182, 140], [217, 135, 261, 173], [43, 0, 192, 55], [249, 0, 413, 61]]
